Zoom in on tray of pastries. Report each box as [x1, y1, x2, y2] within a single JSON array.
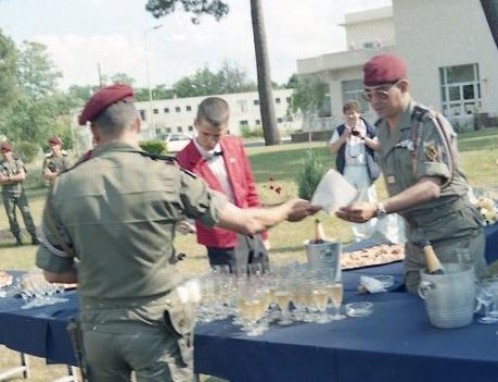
[[341, 243, 405, 270], [0, 270, 13, 289]]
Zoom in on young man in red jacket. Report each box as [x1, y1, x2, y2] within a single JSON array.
[[177, 97, 269, 272]]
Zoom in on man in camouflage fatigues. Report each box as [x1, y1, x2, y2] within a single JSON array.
[[0, 142, 39, 246], [42, 135, 70, 183], [35, 84, 318, 382], [337, 54, 486, 292]]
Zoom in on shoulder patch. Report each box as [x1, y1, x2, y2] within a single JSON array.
[[180, 168, 197, 179]]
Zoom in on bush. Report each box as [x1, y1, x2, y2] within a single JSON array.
[[240, 125, 264, 138], [295, 150, 326, 200], [14, 141, 39, 164], [139, 139, 167, 155]]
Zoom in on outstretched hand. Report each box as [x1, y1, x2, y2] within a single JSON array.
[[336, 202, 377, 223], [285, 199, 321, 222]]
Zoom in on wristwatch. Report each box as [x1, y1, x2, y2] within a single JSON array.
[[376, 202, 387, 219]]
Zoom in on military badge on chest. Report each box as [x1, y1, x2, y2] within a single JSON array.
[[424, 142, 438, 162]]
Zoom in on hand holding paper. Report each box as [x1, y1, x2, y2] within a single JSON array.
[[311, 169, 358, 214]]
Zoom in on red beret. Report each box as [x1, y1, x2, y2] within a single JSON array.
[[78, 84, 134, 125], [0, 142, 13, 152], [48, 136, 62, 145], [363, 54, 408, 86]]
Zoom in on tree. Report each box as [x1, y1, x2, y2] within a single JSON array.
[[288, 75, 328, 141], [481, 0, 498, 50], [110, 72, 136, 86], [145, 0, 281, 145], [0, 29, 20, 122]]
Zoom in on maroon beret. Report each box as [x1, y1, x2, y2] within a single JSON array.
[[0, 142, 13, 152], [363, 54, 408, 86], [78, 84, 134, 125], [48, 136, 62, 145]]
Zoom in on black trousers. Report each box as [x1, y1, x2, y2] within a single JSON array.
[[206, 234, 269, 273]]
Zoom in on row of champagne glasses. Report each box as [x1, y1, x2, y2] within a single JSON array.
[[196, 261, 347, 334]]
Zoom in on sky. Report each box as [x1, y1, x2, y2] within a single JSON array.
[[0, 0, 392, 90]]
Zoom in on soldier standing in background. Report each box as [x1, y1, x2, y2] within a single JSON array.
[[42, 135, 71, 183], [0, 142, 39, 246]]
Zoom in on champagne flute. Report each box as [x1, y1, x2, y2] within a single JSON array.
[[329, 282, 346, 320], [311, 284, 331, 324], [275, 287, 293, 325]]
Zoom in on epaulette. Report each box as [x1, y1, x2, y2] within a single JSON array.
[[411, 105, 437, 122], [137, 151, 178, 165]]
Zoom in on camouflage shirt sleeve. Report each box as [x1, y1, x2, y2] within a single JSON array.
[[414, 113, 454, 184], [36, 198, 76, 274]]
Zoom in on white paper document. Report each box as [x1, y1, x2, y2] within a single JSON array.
[[311, 169, 358, 214]]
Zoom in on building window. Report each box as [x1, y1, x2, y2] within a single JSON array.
[[341, 79, 369, 112], [440, 63, 481, 116], [164, 108, 170, 113], [237, 100, 248, 112], [275, 98, 281, 104], [253, 99, 260, 106], [188, 125, 194, 132], [177, 126, 183, 132], [175, 106, 181, 112], [139, 110, 146, 121], [153, 108, 159, 114], [255, 119, 261, 125], [239, 120, 249, 127], [186, 105, 192, 112], [166, 127, 172, 133], [277, 117, 283, 123]]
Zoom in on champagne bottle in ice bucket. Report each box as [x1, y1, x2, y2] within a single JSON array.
[[417, 239, 445, 275], [310, 219, 326, 244]]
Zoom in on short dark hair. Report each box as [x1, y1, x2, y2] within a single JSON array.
[[196, 97, 229, 127], [343, 100, 360, 114]]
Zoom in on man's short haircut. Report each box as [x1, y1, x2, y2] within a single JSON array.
[[93, 100, 138, 136], [196, 97, 230, 127], [343, 100, 361, 114]]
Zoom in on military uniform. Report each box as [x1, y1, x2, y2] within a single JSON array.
[[36, 141, 227, 381], [0, 156, 38, 244], [376, 99, 487, 291], [42, 151, 70, 179]]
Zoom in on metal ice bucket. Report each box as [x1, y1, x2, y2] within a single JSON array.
[[418, 263, 476, 329], [304, 240, 341, 281]]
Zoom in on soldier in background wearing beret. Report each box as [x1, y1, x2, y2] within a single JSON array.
[[336, 53, 486, 292], [42, 136, 71, 183], [35, 84, 319, 382], [0, 142, 40, 246]]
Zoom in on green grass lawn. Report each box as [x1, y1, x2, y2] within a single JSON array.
[[0, 128, 497, 380]]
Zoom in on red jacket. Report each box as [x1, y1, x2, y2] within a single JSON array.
[[177, 136, 267, 248]]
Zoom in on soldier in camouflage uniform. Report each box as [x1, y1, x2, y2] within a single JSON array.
[[35, 84, 318, 382], [336, 54, 486, 292], [0, 142, 39, 246], [42, 136, 70, 183]]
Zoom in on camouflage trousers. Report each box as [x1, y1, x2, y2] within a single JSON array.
[[2, 190, 37, 238], [80, 291, 196, 382]]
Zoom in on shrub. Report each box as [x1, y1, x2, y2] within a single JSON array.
[[295, 150, 326, 200], [14, 141, 39, 164], [139, 139, 167, 155], [240, 125, 264, 138]]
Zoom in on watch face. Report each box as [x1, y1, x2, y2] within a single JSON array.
[[377, 209, 387, 219]]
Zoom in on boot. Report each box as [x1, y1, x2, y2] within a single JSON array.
[[15, 236, 23, 246]]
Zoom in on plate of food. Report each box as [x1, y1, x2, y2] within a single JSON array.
[[341, 244, 405, 270]]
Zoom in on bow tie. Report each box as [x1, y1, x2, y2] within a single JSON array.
[[204, 151, 223, 162]]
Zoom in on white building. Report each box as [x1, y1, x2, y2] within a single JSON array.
[[297, 0, 498, 131], [135, 88, 301, 139]]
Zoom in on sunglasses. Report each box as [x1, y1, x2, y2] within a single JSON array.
[[362, 80, 402, 102]]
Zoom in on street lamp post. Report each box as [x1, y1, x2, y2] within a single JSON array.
[[144, 24, 163, 139]]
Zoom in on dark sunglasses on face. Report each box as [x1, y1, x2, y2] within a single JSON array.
[[362, 79, 402, 102]]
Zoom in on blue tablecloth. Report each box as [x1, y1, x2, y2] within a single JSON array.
[[1, 222, 498, 380]]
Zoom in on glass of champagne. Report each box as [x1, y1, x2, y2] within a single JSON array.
[[329, 282, 346, 320], [275, 287, 293, 325], [311, 284, 331, 324]]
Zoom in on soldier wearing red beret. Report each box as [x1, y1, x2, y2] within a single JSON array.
[[35, 84, 318, 381], [337, 53, 487, 292], [0, 142, 39, 246], [42, 136, 71, 183]]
